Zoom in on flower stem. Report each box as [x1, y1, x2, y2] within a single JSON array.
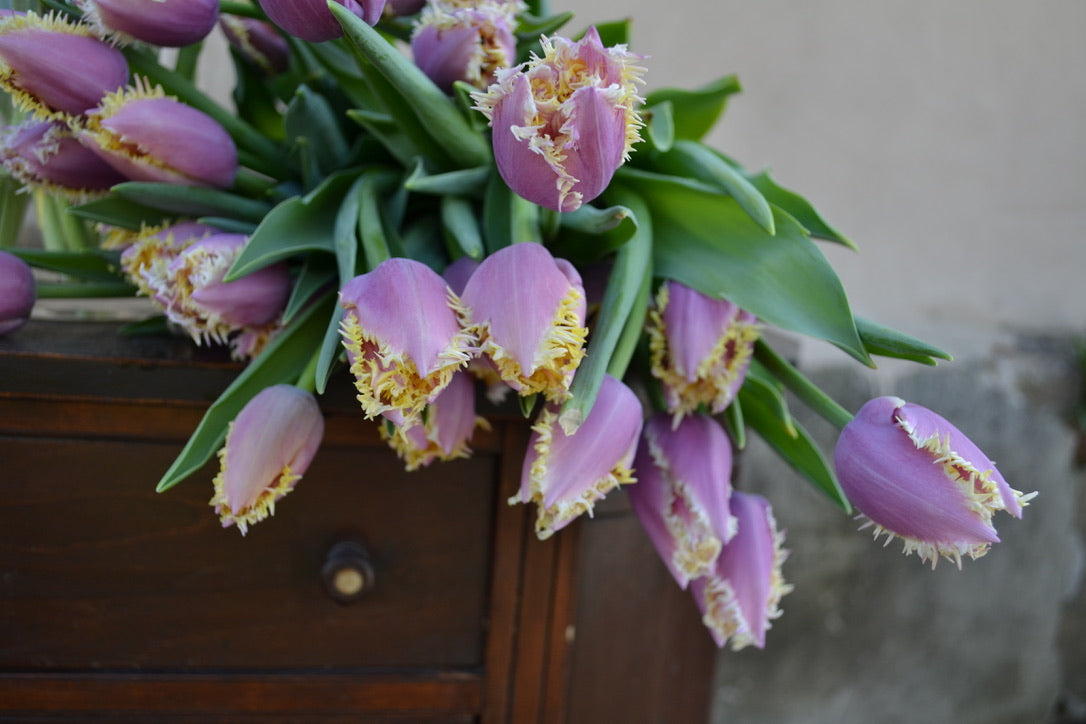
[[753, 339, 854, 431]]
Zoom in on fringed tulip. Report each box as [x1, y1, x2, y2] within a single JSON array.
[[219, 15, 290, 76], [834, 396, 1036, 568], [647, 280, 758, 424], [472, 26, 645, 212], [79, 82, 237, 188], [444, 256, 509, 403], [120, 221, 215, 301], [0, 12, 128, 119], [258, 0, 385, 43], [74, 0, 219, 47], [339, 257, 475, 426], [690, 491, 792, 650], [382, 371, 489, 471], [411, 1, 517, 92], [209, 384, 324, 535], [514, 374, 642, 539], [459, 242, 587, 402], [1, 120, 126, 199], [628, 413, 738, 588], [0, 250, 35, 336]]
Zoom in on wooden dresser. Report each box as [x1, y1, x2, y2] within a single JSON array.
[[0, 321, 715, 722]]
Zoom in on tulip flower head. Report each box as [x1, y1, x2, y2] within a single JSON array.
[[1, 120, 126, 200], [339, 257, 475, 427], [73, 0, 220, 47], [514, 374, 642, 539], [210, 384, 324, 535], [472, 26, 645, 212], [628, 413, 738, 589], [381, 371, 490, 470], [0, 11, 129, 120], [647, 280, 758, 425], [219, 15, 291, 76], [691, 491, 792, 650], [834, 396, 1036, 569], [0, 250, 35, 336], [258, 0, 386, 43], [120, 221, 215, 302], [79, 80, 238, 188], [411, 0, 518, 92], [459, 242, 588, 402]]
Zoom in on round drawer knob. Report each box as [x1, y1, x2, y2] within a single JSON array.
[[322, 541, 375, 604]]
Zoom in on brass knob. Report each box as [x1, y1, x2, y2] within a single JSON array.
[[322, 541, 374, 604]]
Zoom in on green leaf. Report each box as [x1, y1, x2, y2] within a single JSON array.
[[641, 100, 675, 153], [314, 305, 346, 395], [404, 160, 490, 197], [549, 203, 636, 264], [345, 109, 420, 168], [722, 397, 746, 450], [284, 84, 351, 181], [283, 254, 336, 324], [483, 173, 540, 252], [753, 339, 853, 431], [644, 75, 742, 142], [70, 194, 175, 230], [111, 182, 272, 224], [516, 11, 574, 40], [746, 168, 855, 249], [156, 294, 335, 492], [441, 196, 485, 260], [0, 173, 30, 247], [357, 168, 401, 269], [616, 168, 871, 365], [856, 316, 952, 365], [9, 248, 123, 282]]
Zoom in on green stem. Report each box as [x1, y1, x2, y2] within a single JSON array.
[[754, 339, 854, 431], [295, 346, 321, 394], [173, 43, 202, 81], [36, 281, 137, 298], [219, 0, 265, 18]]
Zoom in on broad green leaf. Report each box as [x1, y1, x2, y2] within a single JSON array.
[[644, 75, 742, 142], [856, 316, 952, 365], [333, 176, 364, 284], [357, 169, 401, 269], [744, 360, 797, 437], [550, 203, 636, 264], [10, 248, 124, 282], [616, 168, 871, 365], [35, 281, 136, 298], [441, 196, 485, 260], [285, 84, 351, 181], [314, 304, 346, 395], [346, 109, 420, 168], [746, 168, 855, 249], [516, 11, 574, 40], [722, 397, 746, 450], [405, 161, 490, 197], [112, 182, 272, 224]]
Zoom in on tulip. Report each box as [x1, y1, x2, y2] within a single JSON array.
[[411, 1, 517, 92], [690, 491, 792, 650], [513, 374, 642, 539], [219, 14, 290, 76], [0, 250, 35, 336], [627, 413, 738, 589], [209, 384, 324, 535], [834, 396, 1036, 568], [382, 371, 489, 471], [0, 120, 126, 199], [459, 242, 587, 402], [73, 0, 219, 47], [647, 280, 758, 425], [258, 0, 385, 43], [120, 221, 215, 301], [0, 11, 129, 119], [79, 83, 237, 188], [339, 257, 475, 426], [472, 26, 645, 212], [443, 256, 508, 403]]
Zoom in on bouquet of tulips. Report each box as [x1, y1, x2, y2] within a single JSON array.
[[0, 0, 1035, 650]]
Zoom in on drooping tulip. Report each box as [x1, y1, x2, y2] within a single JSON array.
[[514, 374, 642, 539], [382, 371, 489, 471], [78, 82, 238, 188], [690, 491, 792, 650], [209, 384, 324, 535], [0, 250, 35, 336], [0, 11, 128, 119], [339, 257, 475, 427], [472, 26, 645, 212], [834, 396, 1036, 568], [219, 14, 290, 76], [1, 120, 126, 199], [120, 221, 215, 299], [411, 1, 517, 92], [459, 242, 587, 403], [628, 413, 738, 589], [73, 0, 219, 47], [647, 280, 758, 425], [258, 0, 385, 43]]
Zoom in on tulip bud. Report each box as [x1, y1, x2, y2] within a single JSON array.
[[210, 384, 324, 535], [79, 82, 238, 188], [834, 396, 1036, 568], [628, 413, 738, 588], [258, 0, 386, 43], [472, 26, 645, 212], [219, 14, 290, 76], [73, 0, 219, 47], [0, 250, 35, 336], [459, 242, 588, 403], [0, 11, 129, 119], [646, 280, 759, 425], [381, 371, 489, 470], [690, 491, 792, 650], [411, 1, 517, 92], [513, 374, 642, 539], [1, 120, 126, 199]]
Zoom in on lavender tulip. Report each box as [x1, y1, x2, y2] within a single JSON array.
[[628, 414, 738, 589], [339, 257, 475, 426], [411, 1, 517, 92], [0, 250, 35, 336], [472, 26, 645, 212], [647, 280, 759, 425], [79, 84, 237, 188], [690, 491, 792, 650], [382, 371, 489, 470], [1, 120, 126, 199], [0, 12, 128, 119], [459, 242, 588, 402], [219, 15, 290, 76], [834, 396, 1036, 568], [209, 384, 324, 535], [258, 0, 385, 43], [120, 221, 215, 300], [514, 374, 642, 539], [74, 0, 219, 47]]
